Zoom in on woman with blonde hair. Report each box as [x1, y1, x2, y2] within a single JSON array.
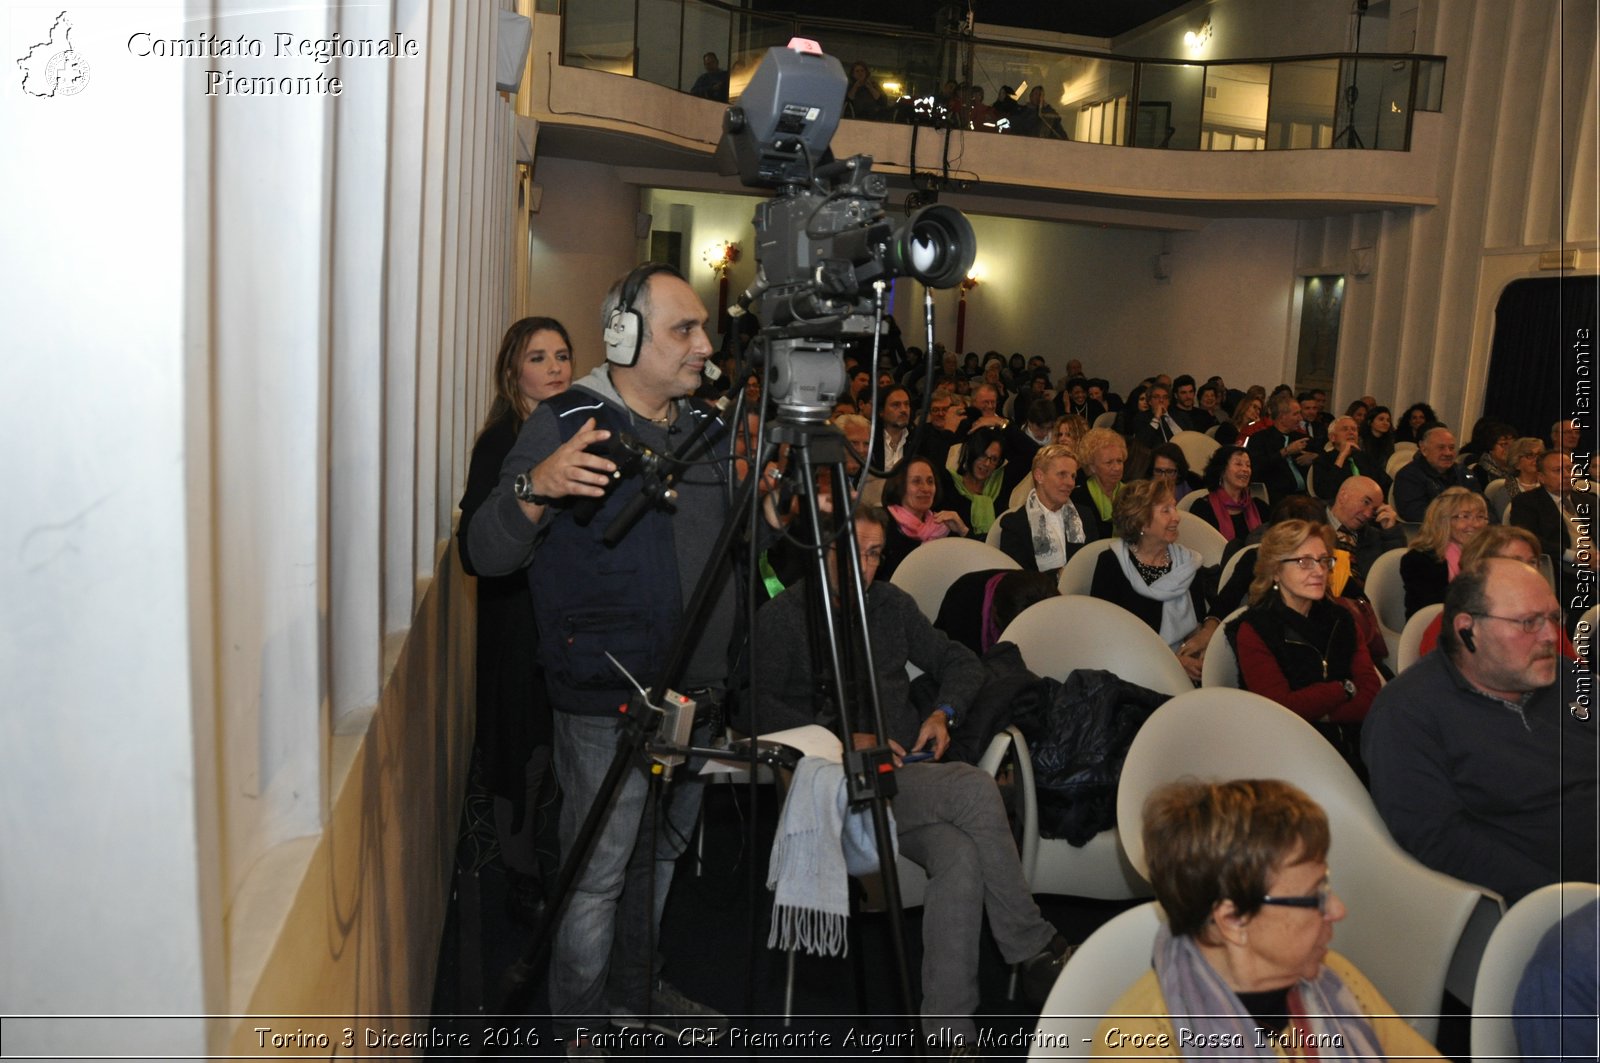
[[1227, 521, 1380, 767], [1400, 487, 1488, 617], [1070, 426, 1128, 542]]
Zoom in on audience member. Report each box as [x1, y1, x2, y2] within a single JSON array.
[[1363, 558, 1598, 903], [1114, 384, 1152, 438], [1312, 415, 1390, 501], [753, 505, 1074, 1045], [1394, 424, 1478, 522], [1195, 381, 1226, 426], [1296, 391, 1329, 445], [1400, 487, 1489, 618], [952, 427, 1008, 538], [1510, 450, 1599, 579], [1091, 478, 1208, 680], [688, 52, 729, 101], [1051, 412, 1089, 453], [457, 316, 573, 915], [1212, 394, 1264, 446], [1056, 375, 1105, 423], [1244, 392, 1314, 502], [880, 455, 969, 581], [996, 444, 1087, 573], [1096, 779, 1441, 1060], [1168, 374, 1208, 431], [1146, 442, 1200, 503], [1413, 525, 1564, 658], [1513, 898, 1599, 1063], [1072, 427, 1129, 542], [1132, 382, 1184, 449], [873, 386, 913, 473], [843, 60, 886, 119], [1551, 417, 1583, 452], [1501, 437, 1547, 502], [1358, 405, 1397, 470], [1465, 418, 1516, 484], [1227, 521, 1380, 771], [1193, 445, 1267, 543], [1323, 476, 1406, 593], [1002, 399, 1059, 497], [1396, 402, 1439, 444]]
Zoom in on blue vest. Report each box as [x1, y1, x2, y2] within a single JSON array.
[[529, 386, 727, 715]]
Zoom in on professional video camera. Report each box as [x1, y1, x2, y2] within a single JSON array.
[[717, 38, 975, 420]]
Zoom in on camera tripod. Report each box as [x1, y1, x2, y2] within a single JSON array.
[[491, 393, 919, 1053]]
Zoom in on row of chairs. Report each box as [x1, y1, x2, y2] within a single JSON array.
[[887, 536, 1508, 1054]]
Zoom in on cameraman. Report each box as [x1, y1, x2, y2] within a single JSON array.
[[467, 264, 732, 1052]]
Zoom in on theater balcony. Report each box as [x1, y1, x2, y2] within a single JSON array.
[[520, 2, 1447, 232]]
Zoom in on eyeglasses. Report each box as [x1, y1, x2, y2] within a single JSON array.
[[1473, 611, 1564, 634], [1261, 876, 1333, 914], [975, 453, 1004, 467], [1152, 467, 1180, 477], [1280, 555, 1336, 572]]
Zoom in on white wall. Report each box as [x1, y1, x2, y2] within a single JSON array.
[[1, 6, 214, 1057], [2, 0, 513, 1053], [1114, 0, 1354, 61]]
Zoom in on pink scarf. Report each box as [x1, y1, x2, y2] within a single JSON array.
[[1445, 540, 1464, 580], [1206, 488, 1263, 542], [889, 505, 951, 542]]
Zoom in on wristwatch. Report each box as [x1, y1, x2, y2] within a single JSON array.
[[1341, 679, 1357, 700], [513, 472, 552, 506], [934, 704, 956, 727]]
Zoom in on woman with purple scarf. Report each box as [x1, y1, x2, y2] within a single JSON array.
[[1097, 779, 1441, 1060]]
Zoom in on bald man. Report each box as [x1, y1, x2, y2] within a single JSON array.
[[1324, 475, 1406, 590]]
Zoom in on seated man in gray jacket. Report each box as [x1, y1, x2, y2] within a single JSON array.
[[752, 504, 1071, 1049]]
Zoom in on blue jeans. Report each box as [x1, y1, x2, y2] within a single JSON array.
[[548, 710, 705, 1033]]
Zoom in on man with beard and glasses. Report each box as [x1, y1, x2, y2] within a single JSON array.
[[1362, 558, 1597, 902]]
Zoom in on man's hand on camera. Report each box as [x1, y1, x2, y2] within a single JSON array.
[[517, 417, 615, 520]]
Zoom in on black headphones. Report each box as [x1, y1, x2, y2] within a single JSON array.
[[603, 263, 684, 367]]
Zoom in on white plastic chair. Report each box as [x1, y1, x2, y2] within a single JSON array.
[[1396, 602, 1444, 673], [1092, 410, 1119, 430], [1470, 881, 1600, 1063], [1218, 543, 1260, 594], [1032, 901, 1164, 1054], [1175, 510, 1228, 567], [1007, 477, 1034, 512], [985, 508, 1018, 548], [1056, 539, 1113, 597], [1177, 489, 1208, 513], [1483, 478, 1511, 521], [1250, 481, 1269, 504], [1117, 688, 1502, 1044], [1363, 547, 1409, 653], [1387, 445, 1417, 479], [889, 536, 1019, 620], [1200, 606, 1247, 687], [992, 596, 1192, 900], [1171, 429, 1219, 473], [1205, 424, 1220, 439]]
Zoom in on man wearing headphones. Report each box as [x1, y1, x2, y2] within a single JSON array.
[[467, 264, 730, 1053], [1361, 558, 1597, 904]]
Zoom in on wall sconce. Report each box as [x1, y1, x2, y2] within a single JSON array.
[[1183, 20, 1212, 51], [702, 240, 740, 328], [701, 240, 740, 277], [956, 269, 981, 350]]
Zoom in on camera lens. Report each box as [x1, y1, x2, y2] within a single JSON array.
[[884, 205, 976, 288]]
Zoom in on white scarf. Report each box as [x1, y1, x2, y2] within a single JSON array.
[[1024, 489, 1084, 571], [1111, 538, 1201, 649]]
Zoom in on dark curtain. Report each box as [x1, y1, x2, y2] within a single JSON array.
[[1482, 276, 1599, 449]]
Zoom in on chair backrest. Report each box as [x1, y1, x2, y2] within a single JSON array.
[[888, 536, 1019, 621], [1205, 424, 1221, 438], [1117, 688, 1494, 1044], [1033, 902, 1163, 1053], [1008, 476, 1034, 512], [1218, 543, 1260, 594], [1172, 430, 1219, 472], [1249, 481, 1269, 504], [945, 441, 962, 471], [1363, 547, 1409, 647], [985, 509, 1016, 548], [1470, 882, 1600, 1063], [1175, 510, 1228, 567], [1396, 602, 1444, 673], [999, 595, 1193, 695], [1093, 410, 1119, 430], [1304, 463, 1318, 498], [1482, 478, 1510, 520], [1057, 538, 1114, 597], [1177, 488, 1208, 512], [1387, 446, 1416, 479], [1200, 606, 1247, 687]]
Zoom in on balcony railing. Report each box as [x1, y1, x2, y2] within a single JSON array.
[[559, 0, 1445, 152]]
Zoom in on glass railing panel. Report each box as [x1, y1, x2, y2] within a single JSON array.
[[1415, 58, 1445, 112], [1371, 58, 1419, 150], [1134, 62, 1204, 149], [1331, 57, 1392, 150], [1201, 63, 1270, 150], [636, 0, 684, 91], [1266, 58, 1339, 149], [729, 11, 797, 98], [562, 0, 637, 77]]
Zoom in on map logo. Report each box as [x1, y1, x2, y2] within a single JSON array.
[[18, 11, 90, 97]]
